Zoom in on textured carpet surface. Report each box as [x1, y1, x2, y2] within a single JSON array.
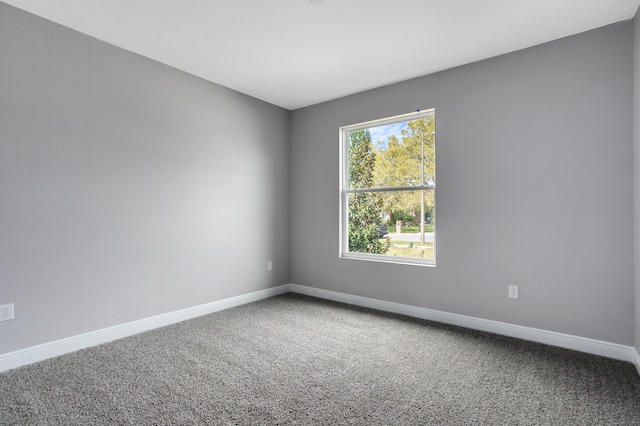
[[1, 293, 639, 425]]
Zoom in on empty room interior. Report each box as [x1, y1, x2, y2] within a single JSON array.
[[2, 0, 640, 424]]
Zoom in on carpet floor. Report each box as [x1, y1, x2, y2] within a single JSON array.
[[1, 293, 639, 425]]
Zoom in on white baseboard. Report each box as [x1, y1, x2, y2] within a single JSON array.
[[0, 285, 289, 373], [289, 284, 636, 364], [633, 348, 640, 376], [3, 283, 637, 375]]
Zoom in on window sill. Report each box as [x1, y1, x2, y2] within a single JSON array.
[[340, 252, 436, 268]]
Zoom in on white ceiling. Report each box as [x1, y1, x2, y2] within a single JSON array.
[[3, 0, 639, 110]]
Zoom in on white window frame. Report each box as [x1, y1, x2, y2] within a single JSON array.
[[339, 109, 435, 267]]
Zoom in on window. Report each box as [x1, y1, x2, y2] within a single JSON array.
[[340, 109, 435, 266]]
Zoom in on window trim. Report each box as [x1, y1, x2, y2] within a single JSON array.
[[339, 109, 436, 267]]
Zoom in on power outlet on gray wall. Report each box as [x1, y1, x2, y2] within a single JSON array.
[[0, 303, 14, 321]]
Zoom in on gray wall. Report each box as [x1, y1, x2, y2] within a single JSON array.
[[634, 8, 640, 354], [291, 23, 634, 345], [0, 3, 290, 354]]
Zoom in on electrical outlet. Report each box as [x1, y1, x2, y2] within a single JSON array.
[[508, 285, 519, 299], [267, 261, 273, 271], [0, 303, 14, 321]]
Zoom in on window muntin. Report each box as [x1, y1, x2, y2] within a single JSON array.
[[340, 110, 435, 266]]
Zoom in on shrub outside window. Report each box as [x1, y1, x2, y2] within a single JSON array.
[[340, 109, 435, 266]]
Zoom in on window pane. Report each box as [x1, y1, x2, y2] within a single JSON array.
[[347, 189, 435, 261], [347, 129, 378, 189], [346, 191, 390, 254], [347, 117, 435, 190]]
